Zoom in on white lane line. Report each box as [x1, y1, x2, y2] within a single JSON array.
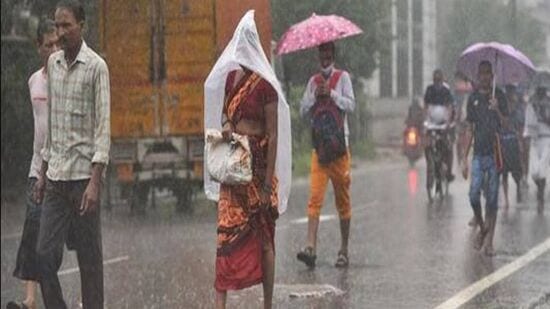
[[291, 214, 336, 224], [1, 232, 22, 240], [352, 200, 378, 214], [58, 255, 130, 276], [277, 201, 378, 231], [435, 237, 550, 309]]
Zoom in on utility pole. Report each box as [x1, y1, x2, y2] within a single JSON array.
[[391, 0, 398, 98], [510, 0, 517, 44], [407, 0, 413, 98], [422, 0, 437, 93]]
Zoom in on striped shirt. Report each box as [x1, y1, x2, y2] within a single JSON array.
[[41, 41, 111, 181]]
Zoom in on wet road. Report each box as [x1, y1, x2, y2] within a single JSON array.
[[2, 156, 549, 308]]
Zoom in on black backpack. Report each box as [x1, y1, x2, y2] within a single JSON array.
[[311, 70, 347, 165]]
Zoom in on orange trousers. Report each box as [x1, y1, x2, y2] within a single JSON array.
[[307, 150, 352, 220]]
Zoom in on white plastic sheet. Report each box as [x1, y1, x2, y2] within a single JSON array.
[[203, 10, 292, 214]]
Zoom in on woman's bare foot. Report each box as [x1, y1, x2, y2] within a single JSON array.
[[23, 298, 36, 309], [474, 228, 487, 250], [468, 216, 477, 227], [6, 300, 35, 309], [503, 198, 509, 211]]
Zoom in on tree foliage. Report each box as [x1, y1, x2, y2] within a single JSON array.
[[439, 0, 546, 79], [1, 41, 40, 190], [271, 0, 390, 86]]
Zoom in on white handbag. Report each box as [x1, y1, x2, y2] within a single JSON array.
[[205, 128, 253, 185]]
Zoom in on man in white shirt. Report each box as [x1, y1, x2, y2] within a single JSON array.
[[297, 41, 355, 268], [525, 85, 550, 212], [7, 19, 58, 309]]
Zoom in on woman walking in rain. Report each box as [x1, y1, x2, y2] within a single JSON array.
[[203, 11, 291, 309]]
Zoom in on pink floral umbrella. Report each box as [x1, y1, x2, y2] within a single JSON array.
[[275, 13, 363, 55]]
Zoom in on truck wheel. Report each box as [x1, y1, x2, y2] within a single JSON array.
[[175, 185, 193, 214], [130, 182, 149, 215], [101, 182, 112, 211], [102, 166, 116, 211]]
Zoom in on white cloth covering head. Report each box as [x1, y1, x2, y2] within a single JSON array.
[[203, 10, 292, 214]]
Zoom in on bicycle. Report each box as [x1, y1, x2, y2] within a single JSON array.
[[425, 122, 453, 203]]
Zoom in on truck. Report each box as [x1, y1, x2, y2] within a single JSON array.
[[98, 0, 272, 213]]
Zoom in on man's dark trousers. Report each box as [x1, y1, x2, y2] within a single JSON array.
[[37, 179, 103, 309]]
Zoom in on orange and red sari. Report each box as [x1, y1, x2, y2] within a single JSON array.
[[215, 70, 279, 292]]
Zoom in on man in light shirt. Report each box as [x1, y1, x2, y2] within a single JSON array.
[[297, 41, 355, 269], [33, 1, 110, 308], [525, 85, 550, 213], [7, 19, 58, 309]]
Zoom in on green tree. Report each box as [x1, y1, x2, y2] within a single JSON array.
[[439, 0, 546, 80], [1, 41, 40, 190]]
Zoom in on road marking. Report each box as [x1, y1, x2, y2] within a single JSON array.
[[435, 237, 550, 309], [1, 232, 22, 240], [285, 284, 345, 298], [291, 214, 336, 224], [228, 283, 345, 301], [352, 200, 378, 214], [277, 201, 378, 231], [58, 255, 130, 276]]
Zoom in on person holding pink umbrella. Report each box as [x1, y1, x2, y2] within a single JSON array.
[[297, 41, 356, 268], [275, 13, 361, 268], [276, 13, 363, 267]]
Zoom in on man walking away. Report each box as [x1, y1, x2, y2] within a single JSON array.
[[525, 85, 550, 213]]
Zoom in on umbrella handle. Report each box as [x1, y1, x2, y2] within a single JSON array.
[[492, 53, 497, 98], [493, 75, 497, 98]]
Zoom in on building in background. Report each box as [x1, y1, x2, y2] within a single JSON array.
[[368, 0, 549, 99], [522, 0, 550, 68], [367, 0, 438, 99]]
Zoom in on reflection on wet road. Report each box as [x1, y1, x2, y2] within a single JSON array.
[[2, 159, 549, 308]]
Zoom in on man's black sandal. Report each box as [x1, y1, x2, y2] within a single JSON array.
[[297, 246, 316, 268]]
